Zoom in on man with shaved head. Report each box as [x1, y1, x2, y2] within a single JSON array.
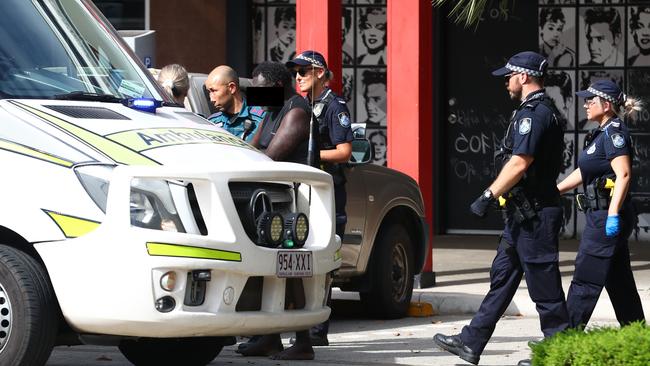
[[205, 65, 265, 141]]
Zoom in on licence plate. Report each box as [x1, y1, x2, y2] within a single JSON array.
[[276, 251, 313, 278]]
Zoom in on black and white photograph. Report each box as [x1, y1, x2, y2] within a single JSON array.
[[627, 69, 650, 132], [579, 7, 624, 67], [367, 128, 388, 166], [267, 6, 296, 63], [630, 134, 650, 194], [342, 67, 355, 121], [559, 132, 576, 182], [356, 7, 387, 65], [628, 6, 650, 67], [356, 68, 387, 127], [579, 0, 623, 4], [577, 69, 624, 130], [342, 7, 354, 66], [546, 70, 575, 130], [252, 7, 265, 64], [559, 195, 576, 239], [538, 7, 576, 67]]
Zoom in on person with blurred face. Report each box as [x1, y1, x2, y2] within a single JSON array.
[[539, 8, 575, 67], [269, 7, 296, 63], [357, 7, 386, 65], [582, 8, 622, 67], [629, 7, 650, 66]]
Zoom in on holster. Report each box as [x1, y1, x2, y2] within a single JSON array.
[[576, 178, 612, 211], [503, 186, 538, 224]]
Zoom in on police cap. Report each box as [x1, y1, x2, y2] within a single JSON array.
[[576, 80, 625, 105], [492, 51, 548, 78], [286, 50, 328, 69]]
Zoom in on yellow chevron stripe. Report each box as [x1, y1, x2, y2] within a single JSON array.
[[0, 140, 74, 167], [146, 242, 242, 262], [44, 210, 101, 238], [12, 102, 159, 166]]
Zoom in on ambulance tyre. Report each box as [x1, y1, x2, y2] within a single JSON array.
[[119, 337, 224, 366], [360, 224, 414, 319], [0, 244, 58, 366]]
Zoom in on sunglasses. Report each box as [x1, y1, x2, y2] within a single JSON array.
[[292, 66, 320, 77], [584, 96, 600, 107], [504, 72, 520, 82]]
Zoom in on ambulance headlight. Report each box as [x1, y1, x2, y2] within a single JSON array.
[[130, 179, 185, 233]]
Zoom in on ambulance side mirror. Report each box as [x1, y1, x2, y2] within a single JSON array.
[[349, 139, 372, 164]]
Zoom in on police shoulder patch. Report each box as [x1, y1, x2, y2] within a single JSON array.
[[611, 133, 626, 148], [249, 106, 264, 117], [518, 117, 532, 135], [338, 112, 351, 128]]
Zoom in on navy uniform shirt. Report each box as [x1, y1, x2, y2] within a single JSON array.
[[314, 88, 353, 148], [505, 89, 564, 201], [578, 117, 632, 192], [208, 98, 265, 142]]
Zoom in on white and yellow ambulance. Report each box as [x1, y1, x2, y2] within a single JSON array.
[[0, 1, 339, 365]]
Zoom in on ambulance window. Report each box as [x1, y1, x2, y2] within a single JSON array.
[[0, 107, 95, 164], [0, 0, 161, 101]]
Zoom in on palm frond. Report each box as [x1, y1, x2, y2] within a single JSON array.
[[432, 0, 511, 28]]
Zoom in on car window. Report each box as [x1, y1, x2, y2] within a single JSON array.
[[0, 0, 161, 101]]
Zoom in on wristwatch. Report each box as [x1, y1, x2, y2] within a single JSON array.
[[482, 189, 494, 200]]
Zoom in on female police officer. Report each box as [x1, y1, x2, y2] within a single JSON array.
[[557, 80, 646, 328]]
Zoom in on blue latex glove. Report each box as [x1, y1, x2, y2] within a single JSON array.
[[606, 214, 620, 237]]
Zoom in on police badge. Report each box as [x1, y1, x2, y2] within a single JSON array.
[[587, 144, 596, 155], [313, 102, 325, 117], [611, 133, 625, 148], [518, 118, 532, 135], [338, 112, 351, 128]]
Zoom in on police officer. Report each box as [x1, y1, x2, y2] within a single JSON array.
[[205, 65, 265, 141], [433, 51, 569, 366], [557, 80, 646, 329], [287, 50, 353, 346]]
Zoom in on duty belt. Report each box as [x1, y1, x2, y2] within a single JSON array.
[[576, 177, 615, 211]]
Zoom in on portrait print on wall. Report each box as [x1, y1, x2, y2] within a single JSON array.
[[367, 128, 388, 167], [356, 7, 387, 65], [546, 70, 576, 130], [559, 132, 576, 182], [252, 7, 265, 65], [342, 7, 354, 66], [577, 69, 624, 130], [628, 6, 650, 67], [267, 6, 296, 63], [342, 68, 355, 122], [356, 68, 387, 127], [539, 0, 576, 4], [538, 7, 576, 67], [578, 7, 624, 67]]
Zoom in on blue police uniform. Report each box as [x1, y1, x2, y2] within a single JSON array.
[[566, 82, 645, 328], [434, 52, 569, 366], [208, 98, 265, 142], [459, 88, 569, 356], [313, 88, 353, 237]]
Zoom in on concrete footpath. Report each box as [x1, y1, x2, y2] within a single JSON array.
[[410, 235, 650, 320]]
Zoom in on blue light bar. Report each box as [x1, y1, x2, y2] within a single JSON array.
[[123, 98, 162, 113]]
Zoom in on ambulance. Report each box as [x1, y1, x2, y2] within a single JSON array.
[[0, 1, 339, 365]]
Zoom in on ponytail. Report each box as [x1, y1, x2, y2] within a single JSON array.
[[620, 96, 644, 119], [157, 64, 189, 103]]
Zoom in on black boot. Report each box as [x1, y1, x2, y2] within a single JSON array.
[[433, 333, 480, 365]]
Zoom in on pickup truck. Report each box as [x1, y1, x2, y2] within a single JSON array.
[[186, 73, 429, 319]]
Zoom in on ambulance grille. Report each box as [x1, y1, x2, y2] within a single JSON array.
[[44, 105, 130, 120]]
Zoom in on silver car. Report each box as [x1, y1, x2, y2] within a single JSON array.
[[186, 73, 428, 318]]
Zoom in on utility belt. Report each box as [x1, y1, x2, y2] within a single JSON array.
[[500, 186, 560, 224], [576, 177, 615, 211]]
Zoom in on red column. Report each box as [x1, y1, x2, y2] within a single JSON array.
[[296, 0, 342, 94], [387, 0, 435, 285]]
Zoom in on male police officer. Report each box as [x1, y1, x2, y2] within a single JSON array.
[[433, 52, 569, 366], [205, 65, 265, 141]]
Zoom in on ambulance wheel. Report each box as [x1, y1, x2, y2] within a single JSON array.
[[360, 224, 414, 319], [0, 244, 58, 366], [119, 337, 224, 366]]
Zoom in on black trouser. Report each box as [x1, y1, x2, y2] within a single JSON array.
[[567, 208, 645, 328], [460, 207, 569, 355]]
